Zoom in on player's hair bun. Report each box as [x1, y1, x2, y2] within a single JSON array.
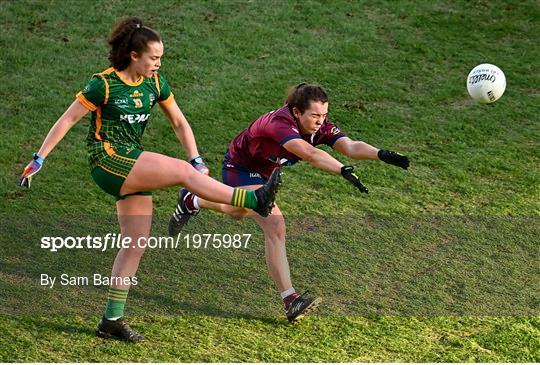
[[108, 17, 161, 71]]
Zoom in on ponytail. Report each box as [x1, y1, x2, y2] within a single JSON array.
[[286, 83, 328, 113], [108, 16, 161, 71]]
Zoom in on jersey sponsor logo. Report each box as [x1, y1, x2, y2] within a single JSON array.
[[113, 98, 129, 105], [120, 113, 150, 124], [331, 127, 341, 135], [149, 93, 156, 103], [249, 172, 261, 178], [83, 84, 91, 93], [130, 90, 144, 98]]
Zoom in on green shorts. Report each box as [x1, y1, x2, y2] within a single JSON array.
[[90, 146, 152, 201]]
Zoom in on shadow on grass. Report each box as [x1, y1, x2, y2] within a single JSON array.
[[14, 312, 286, 343], [130, 290, 286, 326]]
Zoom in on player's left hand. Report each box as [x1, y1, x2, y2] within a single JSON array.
[[189, 155, 209, 175], [19, 153, 45, 188], [377, 150, 410, 170]]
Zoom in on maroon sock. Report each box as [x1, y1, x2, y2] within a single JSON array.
[[183, 192, 196, 212], [283, 293, 300, 309]]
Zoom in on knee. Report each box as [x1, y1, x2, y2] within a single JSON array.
[[121, 244, 147, 260], [262, 216, 286, 243], [172, 159, 196, 182]]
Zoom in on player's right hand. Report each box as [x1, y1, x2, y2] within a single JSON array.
[[341, 165, 368, 194], [19, 153, 45, 188]]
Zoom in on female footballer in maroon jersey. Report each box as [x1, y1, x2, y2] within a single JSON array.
[[168, 83, 410, 324]]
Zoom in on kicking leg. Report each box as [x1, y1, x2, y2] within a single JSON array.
[[121, 151, 280, 217]]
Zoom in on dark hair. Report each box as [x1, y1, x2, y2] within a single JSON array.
[[108, 16, 162, 71], [286, 83, 329, 114]]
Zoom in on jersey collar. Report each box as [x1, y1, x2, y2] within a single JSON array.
[[114, 69, 144, 86]]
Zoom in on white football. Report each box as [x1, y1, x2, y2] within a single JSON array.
[[467, 64, 506, 103]]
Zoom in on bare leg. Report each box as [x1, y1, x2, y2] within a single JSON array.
[[199, 185, 291, 291], [120, 151, 235, 204], [96, 195, 152, 341], [250, 204, 291, 291], [193, 183, 319, 322], [111, 195, 153, 289]]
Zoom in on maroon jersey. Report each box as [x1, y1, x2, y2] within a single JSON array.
[[227, 104, 346, 179]]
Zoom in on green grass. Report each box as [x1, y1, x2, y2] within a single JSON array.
[[2, 316, 538, 362], [1, 0, 539, 362]]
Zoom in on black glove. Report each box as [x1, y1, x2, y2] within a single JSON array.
[[341, 166, 368, 194], [378, 149, 410, 170]]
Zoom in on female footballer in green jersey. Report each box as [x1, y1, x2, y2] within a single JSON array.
[[18, 16, 281, 342]]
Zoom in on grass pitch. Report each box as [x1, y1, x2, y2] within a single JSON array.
[[1, 0, 538, 362]]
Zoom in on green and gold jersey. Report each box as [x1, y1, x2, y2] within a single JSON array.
[[76, 67, 174, 168]]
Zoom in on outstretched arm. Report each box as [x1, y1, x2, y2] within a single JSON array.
[[332, 137, 379, 160], [283, 138, 343, 173], [160, 99, 209, 174], [333, 137, 409, 169], [282, 138, 368, 193], [19, 100, 89, 187]]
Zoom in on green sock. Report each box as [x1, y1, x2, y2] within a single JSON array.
[[104, 287, 129, 320], [231, 188, 258, 209]]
